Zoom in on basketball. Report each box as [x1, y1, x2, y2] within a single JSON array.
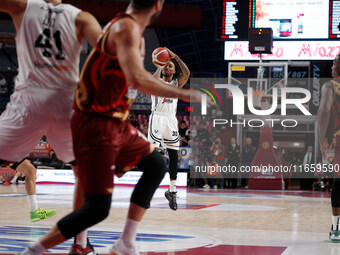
[[152, 47, 170, 67]]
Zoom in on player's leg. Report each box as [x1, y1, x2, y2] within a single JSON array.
[[111, 150, 167, 254], [23, 175, 112, 254], [110, 124, 166, 254], [168, 148, 179, 192], [48, 120, 94, 254], [164, 148, 178, 210], [330, 176, 340, 242], [19, 112, 116, 255], [20, 193, 112, 255], [68, 164, 95, 255], [13, 160, 57, 222], [0, 93, 56, 221], [163, 116, 180, 210], [10, 170, 21, 184], [330, 142, 340, 243]]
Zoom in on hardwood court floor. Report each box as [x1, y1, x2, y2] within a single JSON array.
[[0, 184, 337, 254]]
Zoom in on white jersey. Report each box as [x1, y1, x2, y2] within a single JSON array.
[[15, 0, 81, 92], [151, 79, 179, 116]]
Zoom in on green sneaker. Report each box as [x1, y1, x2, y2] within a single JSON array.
[[30, 208, 57, 222], [329, 227, 340, 243]]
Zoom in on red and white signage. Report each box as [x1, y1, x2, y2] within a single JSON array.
[[225, 41, 340, 61], [28, 142, 52, 158]]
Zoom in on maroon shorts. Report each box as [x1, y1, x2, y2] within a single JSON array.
[[71, 111, 153, 195]]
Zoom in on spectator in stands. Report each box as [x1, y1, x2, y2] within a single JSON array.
[[188, 153, 198, 187], [129, 114, 140, 129], [197, 122, 209, 139], [210, 138, 224, 187], [185, 130, 191, 143], [242, 137, 257, 188], [202, 156, 210, 189], [179, 120, 188, 137], [207, 155, 221, 189], [196, 123, 211, 154], [191, 137, 200, 155], [313, 163, 330, 191], [211, 138, 223, 159], [226, 137, 240, 188], [180, 136, 188, 147], [301, 145, 315, 190], [141, 126, 148, 138], [178, 151, 184, 169], [190, 127, 197, 140]]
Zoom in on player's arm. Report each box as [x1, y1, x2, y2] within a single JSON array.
[[109, 19, 197, 102], [75, 11, 102, 48], [0, 0, 26, 14], [317, 82, 334, 159], [166, 48, 190, 88], [153, 66, 162, 79], [0, 0, 26, 31]]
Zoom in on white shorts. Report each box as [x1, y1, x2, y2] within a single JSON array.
[[148, 113, 180, 150], [0, 86, 75, 163]]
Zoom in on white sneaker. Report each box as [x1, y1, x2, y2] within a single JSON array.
[[213, 185, 218, 189], [203, 184, 210, 189], [110, 238, 139, 255]]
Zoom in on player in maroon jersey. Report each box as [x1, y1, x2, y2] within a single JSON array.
[[19, 0, 206, 254], [318, 54, 340, 242]]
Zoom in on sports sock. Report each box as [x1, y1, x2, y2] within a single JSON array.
[[21, 240, 46, 255], [76, 229, 88, 248], [170, 180, 176, 193], [121, 218, 139, 248], [333, 215, 340, 230], [27, 195, 39, 213], [11, 176, 18, 183]]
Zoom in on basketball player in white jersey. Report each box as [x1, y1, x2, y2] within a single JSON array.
[[0, 0, 101, 254], [148, 48, 190, 210]]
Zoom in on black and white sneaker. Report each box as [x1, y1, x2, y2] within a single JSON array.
[[165, 189, 177, 211]]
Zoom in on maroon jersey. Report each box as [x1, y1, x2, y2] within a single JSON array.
[[74, 13, 144, 121]]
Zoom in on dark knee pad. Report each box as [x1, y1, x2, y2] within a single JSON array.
[[131, 150, 167, 208], [332, 177, 340, 208], [167, 149, 178, 180], [57, 194, 112, 239]]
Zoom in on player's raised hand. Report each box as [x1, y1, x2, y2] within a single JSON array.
[[152, 61, 163, 69], [164, 47, 176, 59]]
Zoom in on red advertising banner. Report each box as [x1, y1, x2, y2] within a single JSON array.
[[0, 168, 15, 183]]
